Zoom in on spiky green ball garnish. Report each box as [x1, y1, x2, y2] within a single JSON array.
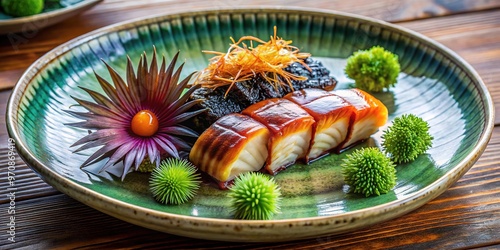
[[228, 172, 281, 220], [342, 147, 396, 197], [138, 159, 155, 173], [149, 158, 201, 205], [345, 46, 400, 92], [382, 114, 433, 163], [1, 0, 44, 17]]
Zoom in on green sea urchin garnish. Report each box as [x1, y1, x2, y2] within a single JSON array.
[[382, 114, 433, 163], [66, 49, 205, 180], [345, 46, 400, 92], [228, 172, 281, 220], [342, 147, 396, 197], [1, 0, 44, 17], [149, 158, 201, 205]]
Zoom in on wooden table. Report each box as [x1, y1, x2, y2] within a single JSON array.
[[1, 0, 499, 249]]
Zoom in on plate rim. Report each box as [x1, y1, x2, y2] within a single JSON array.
[[6, 6, 495, 241]]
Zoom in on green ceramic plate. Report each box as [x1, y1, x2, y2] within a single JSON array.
[[0, 0, 102, 34], [6, 7, 494, 242]]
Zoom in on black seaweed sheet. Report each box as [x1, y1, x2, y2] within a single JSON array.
[[188, 57, 337, 132]]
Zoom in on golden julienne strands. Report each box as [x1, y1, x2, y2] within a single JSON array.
[[197, 26, 311, 96], [189, 27, 336, 132]]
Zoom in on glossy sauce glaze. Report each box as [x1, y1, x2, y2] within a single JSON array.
[[189, 88, 388, 188], [189, 113, 270, 183], [242, 99, 316, 174], [285, 89, 353, 160], [333, 89, 388, 149]]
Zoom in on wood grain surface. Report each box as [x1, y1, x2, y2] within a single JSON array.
[[1, 0, 499, 249]]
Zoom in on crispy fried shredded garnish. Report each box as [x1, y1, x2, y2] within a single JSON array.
[[196, 26, 311, 96]]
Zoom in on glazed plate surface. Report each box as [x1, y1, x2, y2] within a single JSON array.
[[6, 8, 494, 242]]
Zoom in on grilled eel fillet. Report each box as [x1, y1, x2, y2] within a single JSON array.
[[188, 57, 337, 132]]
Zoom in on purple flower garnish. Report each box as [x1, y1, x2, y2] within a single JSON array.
[[67, 49, 204, 180]]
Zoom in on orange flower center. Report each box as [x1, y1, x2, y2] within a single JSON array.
[[131, 110, 159, 137]]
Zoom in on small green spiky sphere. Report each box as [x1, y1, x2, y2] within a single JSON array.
[[149, 158, 201, 205], [345, 46, 400, 92], [138, 158, 156, 173], [382, 114, 433, 163], [228, 172, 281, 220], [1, 0, 44, 17], [342, 147, 397, 197]]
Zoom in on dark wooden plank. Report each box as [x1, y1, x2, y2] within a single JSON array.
[[0, 69, 23, 91], [0, 90, 59, 202], [84, 0, 500, 23], [1, 125, 498, 249], [2, 10, 500, 123], [0, 176, 498, 249], [1, 7, 499, 204], [0, 91, 8, 144], [1, 2, 500, 248], [1, 0, 500, 90]]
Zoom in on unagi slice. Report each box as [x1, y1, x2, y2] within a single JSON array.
[[285, 89, 353, 161], [189, 113, 270, 184], [332, 89, 388, 149], [242, 99, 315, 174], [188, 57, 337, 133]]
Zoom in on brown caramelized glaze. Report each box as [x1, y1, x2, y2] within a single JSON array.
[[242, 99, 315, 174], [189, 113, 270, 182], [332, 89, 388, 148], [285, 89, 354, 160], [190, 88, 388, 188]]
